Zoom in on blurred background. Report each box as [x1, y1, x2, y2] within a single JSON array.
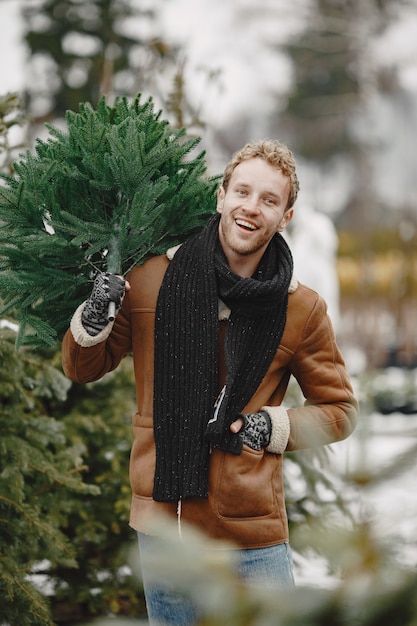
[[2, 0, 417, 371], [1, 1, 417, 625]]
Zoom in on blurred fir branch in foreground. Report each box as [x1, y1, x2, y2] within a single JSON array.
[[133, 506, 417, 626]]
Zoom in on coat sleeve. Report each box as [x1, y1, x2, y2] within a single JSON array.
[[61, 292, 133, 384], [284, 295, 358, 451]]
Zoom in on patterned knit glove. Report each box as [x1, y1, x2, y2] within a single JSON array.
[[239, 411, 272, 451], [81, 272, 126, 336]]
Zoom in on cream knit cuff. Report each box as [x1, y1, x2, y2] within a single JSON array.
[[263, 405, 290, 454], [70, 301, 115, 347]]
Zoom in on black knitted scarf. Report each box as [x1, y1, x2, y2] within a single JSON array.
[[152, 214, 293, 502]]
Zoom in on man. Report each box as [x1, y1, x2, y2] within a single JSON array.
[[62, 139, 358, 625]]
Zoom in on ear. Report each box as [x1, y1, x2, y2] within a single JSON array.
[[277, 208, 294, 232], [216, 186, 225, 214]]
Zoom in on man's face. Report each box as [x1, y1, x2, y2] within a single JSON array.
[[217, 157, 293, 274]]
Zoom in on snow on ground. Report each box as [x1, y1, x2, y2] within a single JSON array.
[[292, 410, 417, 588], [335, 412, 417, 562]]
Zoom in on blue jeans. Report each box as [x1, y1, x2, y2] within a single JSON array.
[[137, 532, 294, 626]]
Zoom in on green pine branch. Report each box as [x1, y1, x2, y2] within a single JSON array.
[[0, 93, 219, 347]]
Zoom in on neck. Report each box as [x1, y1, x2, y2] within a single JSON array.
[[220, 245, 266, 278]]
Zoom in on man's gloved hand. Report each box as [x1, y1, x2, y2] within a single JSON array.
[[81, 272, 126, 336], [239, 410, 272, 451]]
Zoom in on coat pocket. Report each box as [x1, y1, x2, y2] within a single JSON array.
[[129, 412, 155, 498], [212, 447, 281, 520]]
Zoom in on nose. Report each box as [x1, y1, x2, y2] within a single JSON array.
[[241, 194, 260, 213]]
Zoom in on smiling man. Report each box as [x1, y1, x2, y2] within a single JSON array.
[[217, 153, 294, 276], [62, 139, 358, 626]]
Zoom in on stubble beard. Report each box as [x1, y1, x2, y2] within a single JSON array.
[[220, 218, 271, 257]]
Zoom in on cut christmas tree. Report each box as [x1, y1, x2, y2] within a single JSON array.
[[0, 94, 219, 348]]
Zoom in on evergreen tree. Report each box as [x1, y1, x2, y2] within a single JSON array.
[[41, 355, 145, 621], [0, 93, 27, 174], [276, 0, 409, 230], [280, 0, 359, 162], [0, 93, 219, 348], [22, 0, 177, 119], [0, 327, 99, 626]]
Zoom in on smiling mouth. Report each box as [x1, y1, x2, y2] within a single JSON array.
[[235, 218, 257, 231]]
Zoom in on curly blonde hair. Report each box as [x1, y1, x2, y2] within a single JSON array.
[[222, 139, 300, 211]]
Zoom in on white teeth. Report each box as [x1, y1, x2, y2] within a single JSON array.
[[236, 219, 256, 231]]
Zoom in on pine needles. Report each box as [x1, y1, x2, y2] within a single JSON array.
[[0, 94, 219, 347]]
